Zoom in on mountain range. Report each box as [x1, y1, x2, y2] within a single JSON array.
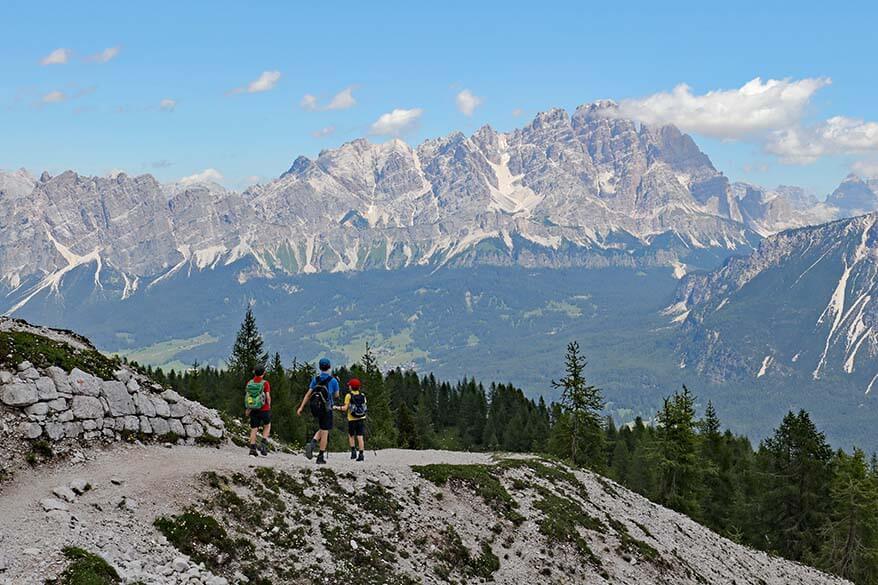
[[3, 101, 878, 448]]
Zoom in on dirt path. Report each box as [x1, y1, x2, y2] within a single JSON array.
[[0, 443, 491, 583]]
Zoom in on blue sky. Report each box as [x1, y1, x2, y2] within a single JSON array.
[[2, 1, 877, 195]]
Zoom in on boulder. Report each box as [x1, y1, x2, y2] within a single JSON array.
[[57, 410, 74, 423], [139, 416, 153, 434], [1, 383, 38, 406], [133, 393, 156, 417], [82, 419, 98, 431], [24, 402, 49, 417], [71, 396, 103, 420], [69, 368, 101, 397], [53, 486, 77, 502], [160, 389, 182, 403], [63, 422, 83, 439], [126, 378, 140, 393], [46, 366, 72, 394], [168, 419, 185, 437], [123, 416, 140, 432], [205, 425, 223, 439], [151, 417, 170, 436], [102, 428, 114, 438], [35, 377, 58, 400], [184, 422, 203, 438], [39, 498, 68, 512], [69, 479, 90, 494], [0, 370, 13, 384], [169, 401, 190, 418], [47, 397, 68, 412], [150, 396, 171, 418], [17, 361, 33, 372], [20, 368, 41, 381], [103, 418, 115, 431], [102, 381, 135, 416], [45, 423, 65, 440], [20, 422, 42, 439], [114, 369, 132, 384]]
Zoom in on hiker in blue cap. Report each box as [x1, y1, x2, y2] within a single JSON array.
[[296, 357, 340, 464]]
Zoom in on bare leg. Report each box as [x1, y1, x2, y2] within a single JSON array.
[[357, 435, 365, 451], [262, 424, 271, 440], [348, 434, 355, 448], [249, 427, 258, 445], [319, 430, 329, 452]]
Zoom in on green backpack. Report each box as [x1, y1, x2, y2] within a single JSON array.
[[244, 380, 266, 409]]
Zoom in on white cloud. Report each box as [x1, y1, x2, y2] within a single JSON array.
[[300, 94, 318, 110], [601, 77, 831, 140], [369, 108, 423, 136], [40, 48, 70, 66], [159, 98, 177, 112], [311, 126, 336, 138], [42, 90, 66, 103], [86, 46, 120, 63], [179, 168, 224, 185], [455, 89, 483, 116], [301, 86, 357, 111], [766, 116, 878, 164], [852, 160, 878, 178], [234, 70, 281, 94]]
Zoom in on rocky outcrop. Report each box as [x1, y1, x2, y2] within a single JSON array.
[[0, 318, 225, 473]]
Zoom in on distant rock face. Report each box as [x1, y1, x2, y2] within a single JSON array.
[[731, 182, 837, 236], [826, 174, 878, 217], [672, 212, 878, 393], [0, 318, 225, 454], [0, 104, 764, 304]]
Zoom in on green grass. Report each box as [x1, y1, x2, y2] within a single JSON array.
[[153, 510, 248, 572], [112, 332, 218, 370], [412, 464, 524, 525], [52, 547, 120, 585], [433, 525, 500, 582], [0, 329, 121, 380], [532, 486, 605, 568]]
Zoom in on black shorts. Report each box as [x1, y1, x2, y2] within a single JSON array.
[[249, 409, 271, 429], [315, 410, 333, 431], [348, 418, 365, 437]]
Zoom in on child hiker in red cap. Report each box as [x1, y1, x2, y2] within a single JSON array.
[[336, 378, 367, 461]]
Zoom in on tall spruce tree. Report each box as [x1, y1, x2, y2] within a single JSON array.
[[655, 386, 700, 516], [757, 410, 833, 562], [551, 341, 605, 470], [228, 307, 268, 376]]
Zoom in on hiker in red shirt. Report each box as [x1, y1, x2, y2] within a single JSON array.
[[244, 366, 271, 456]]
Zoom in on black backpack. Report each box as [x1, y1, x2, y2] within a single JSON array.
[[309, 376, 332, 416], [349, 393, 367, 419]]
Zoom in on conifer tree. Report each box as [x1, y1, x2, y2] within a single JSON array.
[[551, 341, 605, 470], [396, 403, 420, 449], [351, 344, 396, 448], [228, 307, 268, 376], [655, 386, 700, 516], [818, 448, 878, 584]]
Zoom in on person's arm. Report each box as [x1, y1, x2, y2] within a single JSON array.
[[336, 393, 350, 413], [264, 381, 271, 409], [296, 389, 312, 416]]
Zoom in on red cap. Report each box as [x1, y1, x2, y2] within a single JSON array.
[[348, 378, 361, 389]]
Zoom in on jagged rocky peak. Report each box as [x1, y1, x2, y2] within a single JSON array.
[[826, 173, 878, 216], [0, 168, 37, 199]]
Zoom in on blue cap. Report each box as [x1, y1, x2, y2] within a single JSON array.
[[318, 357, 331, 370]]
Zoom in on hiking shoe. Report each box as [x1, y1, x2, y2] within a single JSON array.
[[259, 440, 268, 456], [357, 452, 364, 462], [350, 449, 357, 460], [249, 446, 259, 457], [316, 453, 327, 465], [304, 439, 316, 460]]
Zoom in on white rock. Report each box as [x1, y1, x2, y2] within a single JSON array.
[[102, 381, 136, 416], [69, 368, 101, 397], [168, 419, 185, 437], [69, 479, 90, 494], [151, 417, 171, 436], [126, 378, 140, 393], [35, 377, 58, 400], [45, 509, 71, 523], [184, 422, 203, 438], [46, 366, 72, 394], [20, 422, 42, 439], [57, 410, 75, 423], [169, 401, 190, 418], [161, 389, 182, 403], [20, 368, 41, 381], [133, 393, 156, 417], [46, 397, 68, 412], [1, 383, 38, 406], [172, 557, 189, 573], [24, 402, 49, 416], [63, 422, 83, 438], [0, 370, 13, 384], [205, 425, 223, 439], [139, 416, 153, 434], [150, 396, 171, 417], [45, 422, 65, 440], [114, 369, 132, 383], [40, 497, 68, 512], [53, 486, 77, 502], [17, 361, 33, 372], [350, 539, 359, 550], [71, 395, 103, 420], [82, 419, 98, 431]]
